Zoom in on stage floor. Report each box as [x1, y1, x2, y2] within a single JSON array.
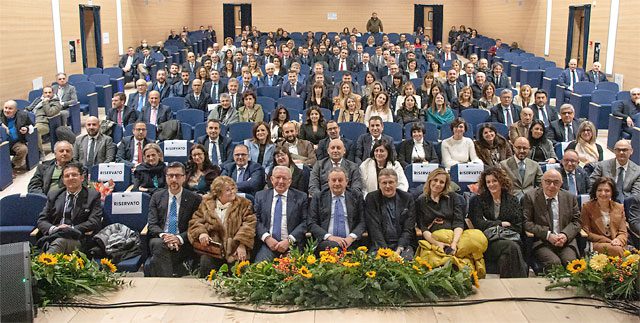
[[35, 277, 637, 322]]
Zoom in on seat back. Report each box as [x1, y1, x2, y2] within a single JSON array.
[[539, 61, 556, 69], [68, 74, 89, 85], [176, 109, 205, 127], [125, 123, 157, 141], [544, 67, 563, 79], [616, 91, 630, 101], [590, 90, 617, 105], [521, 61, 539, 70], [382, 122, 403, 144], [573, 81, 595, 94], [90, 163, 133, 192], [29, 89, 43, 102], [89, 74, 111, 86], [0, 193, 47, 226], [487, 122, 509, 139], [193, 122, 208, 140], [338, 122, 367, 141], [595, 82, 619, 93], [460, 109, 490, 132], [102, 192, 151, 232], [162, 97, 186, 114], [227, 122, 255, 144], [103, 67, 124, 78], [84, 67, 103, 76], [277, 97, 304, 110], [450, 163, 485, 192], [14, 99, 30, 110], [257, 97, 276, 118], [256, 86, 281, 100]]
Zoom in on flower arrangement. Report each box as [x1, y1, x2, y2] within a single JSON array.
[[209, 245, 476, 307], [93, 180, 115, 202], [546, 250, 640, 300], [31, 251, 126, 307]]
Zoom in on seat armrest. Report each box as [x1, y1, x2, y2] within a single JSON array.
[[525, 231, 534, 238], [30, 228, 39, 237], [141, 224, 148, 235]]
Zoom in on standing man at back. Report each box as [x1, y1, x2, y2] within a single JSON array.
[[366, 12, 384, 34]]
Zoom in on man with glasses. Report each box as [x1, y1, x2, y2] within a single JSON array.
[[559, 149, 590, 196], [548, 104, 581, 144], [51, 73, 78, 126], [590, 139, 640, 202], [500, 137, 543, 200], [490, 89, 521, 128], [221, 144, 265, 197], [116, 121, 151, 169], [524, 169, 581, 269]]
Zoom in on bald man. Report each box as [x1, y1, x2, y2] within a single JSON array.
[[1, 100, 33, 172], [138, 90, 173, 126], [73, 116, 115, 168], [184, 79, 213, 112], [590, 139, 640, 202]]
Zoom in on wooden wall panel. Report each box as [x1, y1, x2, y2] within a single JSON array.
[[614, 0, 640, 90]]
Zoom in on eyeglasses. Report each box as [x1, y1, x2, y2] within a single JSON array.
[[560, 111, 573, 115], [166, 174, 185, 178], [614, 148, 630, 152], [234, 153, 248, 157], [543, 179, 562, 186]]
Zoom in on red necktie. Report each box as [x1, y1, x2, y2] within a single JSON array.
[[117, 110, 122, 125], [340, 61, 345, 71]]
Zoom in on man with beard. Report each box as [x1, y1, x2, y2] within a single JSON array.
[[73, 116, 115, 168], [277, 121, 316, 167]]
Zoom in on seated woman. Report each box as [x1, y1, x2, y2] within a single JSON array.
[[478, 83, 499, 111], [418, 73, 437, 105], [450, 86, 479, 114], [415, 169, 488, 277], [580, 177, 628, 257], [403, 58, 423, 80], [365, 80, 385, 107], [306, 82, 333, 111], [395, 95, 424, 128], [333, 81, 362, 113], [337, 96, 365, 124], [469, 167, 527, 277], [185, 144, 221, 194], [360, 71, 377, 98], [429, 60, 447, 83], [394, 82, 422, 114], [188, 176, 256, 278], [238, 91, 264, 123], [268, 106, 290, 143], [441, 118, 482, 170], [426, 83, 446, 108], [133, 143, 166, 194], [474, 123, 513, 167], [387, 74, 404, 108], [425, 92, 455, 127], [272, 56, 287, 77], [196, 67, 210, 83], [364, 92, 394, 124], [298, 106, 327, 147], [528, 120, 557, 163], [267, 146, 308, 193], [221, 60, 236, 79], [565, 121, 603, 168], [359, 140, 408, 198], [397, 123, 440, 168], [243, 121, 275, 174], [513, 84, 534, 108]]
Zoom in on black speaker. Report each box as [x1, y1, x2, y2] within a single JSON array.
[[0, 242, 35, 323]]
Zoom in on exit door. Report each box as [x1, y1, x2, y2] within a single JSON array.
[[565, 5, 591, 69]]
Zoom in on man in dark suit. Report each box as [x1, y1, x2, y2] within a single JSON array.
[[356, 53, 378, 74], [330, 48, 355, 72], [310, 139, 363, 197], [107, 92, 138, 128], [612, 88, 640, 139], [487, 62, 511, 89], [295, 46, 313, 67], [309, 167, 366, 253], [116, 121, 151, 169], [458, 62, 476, 87], [523, 169, 581, 268], [586, 62, 608, 86], [558, 58, 587, 92], [135, 48, 155, 81], [238, 71, 256, 94], [72, 116, 115, 168], [397, 122, 439, 168], [590, 139, 640, 202], [559, 150, 590, 196], [170, 71, 192, 98], [203, 70, 227, 103], [259, 63, 282, 87], [547, 104, 581, 144], [530, 89, 558, 127], [1, 100, 33, 172], [471, 72, 487, 100], [490, 89, 522, 127], [225, 79, 242, 110], [444, 69, 463, 103], [281, 71, 307, 101], [221, 144, 265, 197], [364, 168, 416, 259], [253, 166, 308, 262], [626, 196, 640, 247], [167, 63, 181, 85], [36, 163, 102, 254], [138, 91, 173, 126], [316, 120, 355, 162], [280, 47, 294, 69], [127, 79, 150, 112], [150, 69, 172, 100], [438, 43, 457, 64], [196, 119, 234, 165], [147, 162, 202, 277], [184, 79, 213, 112], [119, 47, 137, 83], [181, 52, 201, 77], [355, 116, 395, 164], [28, 141, 73, 195]]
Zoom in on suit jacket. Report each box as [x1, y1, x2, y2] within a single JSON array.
[[490, 104, 522, 125], [329, 57, 355, 72], [147, 188, 202, 245], [37, 186, 102, 236], [580, 200, 627, 245], [523, 188, 582, 249], [150, 81, 172, 100], [221, 161, 265, 197], [397, 140, 440, 168], [254, 188, 308, 243], [613, 99, 640, 119], [207, 106, 239, 126], [238, 82, 256, 94], [529, 104, 559, 126], [278, 139, 316, 167], [309, 188, 366, 240], [438, 51, 458, 63], [134, 55, 155, 69], [354, 133, 396, 164], [281, 81, 307, 101], [73, 133, 116, 167], [558, 69, 587, 88], [138, 104, 173, 125], [259, 74, 282, 87], [458, 73, 476, 87], [51, 84, 78, 108], [309, 157, 363, 197], [356, 61, 378, 73], [184, 92, 213, 112], [203, 80, 228, 102], [364, 189, 416, 250], [116, 136, 151, 167], [106, 105, 138, 127], [182, 61, 202, 75], [488, 73, 511, 89], [471, 82, 485, 100], [127, 92, 150, 112], [196, 135, 234, 164], [118, 54, 135, 69], [444, 81, 464, 103], [469, 191, 523, 232], [167, 74, 181, 85], [626, 196, 640, 237], [171, 81, 193, 98], [547, 119, 581, 144], [28, 160, 64, 195], [296, 55, 313, 67], [586, 70, 608, 84], [0, 109, 33, 143], [589, 159, 640, 199], [316, 136, 355, 162], [500, 157, 543, 197]]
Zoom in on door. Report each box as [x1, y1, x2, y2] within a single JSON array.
[[223, 4, 252, 40], [79, 5, 103, 68], [565, 5, 591, 69], [414, 4, 443, 43]]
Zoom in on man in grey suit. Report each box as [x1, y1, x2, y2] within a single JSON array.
[[500, 137, 543, 200], [28, 141, 73, 195], [559, 150, 590, 196], [147, 162, 202, 277], [523, 169, 581, 268], [72, 116, 115, 169], [127, 79, 150, 112], [310, 139, 363, 196], [309, 167, 366, 253], [51, 73, 78, 127], [589, 139, 640, 202]]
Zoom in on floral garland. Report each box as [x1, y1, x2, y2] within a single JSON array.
[[209, 246, 477, 307]]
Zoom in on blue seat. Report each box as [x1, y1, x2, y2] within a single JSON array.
[[616, 91, 630, 102], [382, 122, 403, 146], [14, 99, 30, 110], [28, 89, 43, 103], [68, 74, 89, 85], [488, 122, 509, 139], [450, 163, 485, 192], [75, 81, 99, 117], [587, 90, 617, 129], [338, 122, 367, 141], [90, 163, 133, 192], [125, 123, 156, 141], [0, 193, 47, 244], [159, 140, 193, 163], [0, 142, 13, 191], [181, 122, 193, 140], [257, 97, 276, 119], [256, 86, 281, 100], [162, 97, 186, 115], [277, 97, 304, 110], [519, 61, 543, 89], [103, 67, 125, 93], [285, 108, 302, 122], [176, 109, 205, 127], [607, 114, 624, 150], [423, 122, 440, 142], [541, 67, 563, 99], [595, 82, 619, 93], [89, 74, 114, 109], [84, 67, 102, 76], [569, 81, 596, 119], [193, 122, 208, 140], [227, 122, 255, 144], [631, 128, 640, 165], [460, 109, 490, 133]]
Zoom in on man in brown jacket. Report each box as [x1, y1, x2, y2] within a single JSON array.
[[26, 86, 62, 154], [366, 12, 384, 34]]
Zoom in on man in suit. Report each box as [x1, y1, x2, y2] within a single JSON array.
[[207, 93, 239, 126], [364, 168, 416, 258], [477, 58, 490, 75], [1, 100, 33, 173], [444, 69, 463, 103], [181, 52, 201, 77], [586, 61, 608, 86], [316, 121, 355, 162], [238, 70, 256, 94], [147, 162, 202, 277], [370, 47, 386, 71], [184, 79, 212, 112], [203, 70, 227, 103], [196, 119, 234, 165], [167, 63, 181, 85], [547, 104, 581, 144], [277, 122, 316, 167], [382, 64, 407, 88], [26, 86, 62, 154], [356, 52, 377, 74], [36, 163, 102, 254], [116, 121, 150, 169], [225, 78, 242, 110], [135, 48, 155, 81], [28, 140, 73, 195], [509, 107, 534, 144], [281, 47, 294, 70], [51, 73, 78, 126], [118, 47, 137, 83], [590, 139, 640, 202], [558, 58, 587, 94], [309, 167, 366, 253], [310, 138, 363, 197], [500, 137, 543, 200], [355, 116, 395, 164], [459, 62, 476, 87], [260, 63, 282, 88], [253, 166, 308, 262], [559, 149, 590, 196], [107, 92, 138, 128], [72, 116, 115, 168], [612, 87, 640, 139], [331, 72, 361, 97], [139, 91, 173, 126], [295, 46, 313, 67], [530, 89, 558, 127], [330, 48, 355, 72], [221, 144, 265, 196], [471, 72, 487, 100], [523, 169, 581, 268], [281, 71, 307, 101], [487, 62, 511, 89], [438, 43, 457, 64], [150, 69, 172, 101], [171, 71, 192, 98], [490, 89, 522, 127], [127, 79, 150, 112]]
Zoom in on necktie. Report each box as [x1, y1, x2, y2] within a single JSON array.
[[547, 198, 556, 233], [292, 83, 296, 94], [190, 63, 194, 72], [195, 95, 200, 102], [571, 70, 577, 88], [565, 124, 573, 141], [541, 107, 549, 125], [340, 60, 345, 71], [231, 94, 236, 108], [144, 57, 148, 65], [138, 95, 144, 111], [272, 194, 283, 241], [616, 167, 625, 196], [158, 84, 163, 93], [593, 72, 599, 86], [358, 54, 362, 63], [467, 75, 472, 86], [518, 161, 526, 181], [567, 173, 577, 195], [333, 196, 347, 238], [117, 110, 122, 125], [167, 196, 178, 234], [210, 140, 218, 164], [63, 194, 76, 222], [446, 53, 450, 61], [136, 141, 143, 164], [150, 108, 158, 125], [268, 76, 273, 86], [451, 83, 457, 97], [87, 138, 95, 165], [237, 167, 245, 182], [505, 107, 513, 126]]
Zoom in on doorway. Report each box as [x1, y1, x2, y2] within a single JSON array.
[[223, 4, 252, 40], [414, 4, 443, 44], [565, 4, 591, 69], [79, 5, 103, 68]]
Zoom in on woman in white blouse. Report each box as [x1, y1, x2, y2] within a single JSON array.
[[364, 92, 394, 124], [359, 139, 408, 197], [441, 117, 482, 170]]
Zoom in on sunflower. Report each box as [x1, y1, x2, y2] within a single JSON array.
[[62, 255, 73, 262], [342, 261, 361, 268], [38, 253, 58, 266], [206, 269, 217, 281], [320, 254, 337, 264], [306, 255, 317, 265], [298, 266, 312, 278], [357, 246, 368, 253], [621, 254, 639, 268], [376, 248, 394, 258], [412, 265, 422, 274], [589, 254, 609, 271], [100, 258, 117, 273], [235, 260, 250, 276], [365, 271, 376, 278], [623, 250, 631, 257], [567, 259, 587, 274], [330, 247, 339, 254], [75, 257, 85, 270]]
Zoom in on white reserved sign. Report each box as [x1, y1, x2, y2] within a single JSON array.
[[457, 163, 484, 182], [411, 163, 439, 183], [112, 192, 143, 214], [97, 163, 125, 182], [163, 140, 188, 157]]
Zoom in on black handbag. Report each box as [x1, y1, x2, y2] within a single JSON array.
[[483, 225, 521, 242]]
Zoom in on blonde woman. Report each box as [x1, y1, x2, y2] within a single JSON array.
[[394, 82, 422, 113], [566, 121, 603, 166], [513, 84, 534, 108], [364, 92, 393, 124], [333, 81, 361, 112], [337, 95, 365, 123]]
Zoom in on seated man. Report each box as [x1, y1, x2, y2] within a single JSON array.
[[626, 196, 640, 247], [490, 89, 521, 127], [51, 73, 78, 126], [523, 169, 581, 268], [182, 51, 201, 76], [119, 47, 137, 83], [508, 107, 533, 144], [221, 144, 265, 197], [28, 141, 73, 195], [364, 168, 416, 259], [487, 62, 512, 89], [147, 162, 202, 277], [107, 92, 138, 128], [260, 62, 282, 87], [309, 167, 366, 253], [253, 166, 308, 262], [612, 87, 640, 139], [116, 121, 151, 169], [547, 104, 581, 144], [135, 48, 155, 81], [167, 63, 181, 85], [26, 86, 62, 154], [316, 120, 355, 162], [207, 93, 239, 126], [281, 71, 307, 101], [196, 119, 234, 165], [590, 139, 640, 202], [170, 70, 192, 98], [500, 137, 543, 199], [150, 69, 172, 100], [225, 78, 242, 109], [36, 162, 102, 254], [203, 70, 227, 103], [73, 116, 115, 168], [138, 91, 172, 126], [355, 116, 395, 164], [309, 139, 362, 196], [557, 58, 587, 97], [278, 121, 316, 167], [529, 89, 558, 127], [559, 149, 590, 196], [1, 100, 33, 173], [127, 79, 150, 112], [184, 79, 213, 112], [586, 61, 608, 85]]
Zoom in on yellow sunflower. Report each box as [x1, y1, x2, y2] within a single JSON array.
[[320, 254, 337, 264], [567, 259, 587, 274], [206, 269, 217, 281], [589, 254, 609, 271], [235, 260, 250, 276], [623, 250, 631, 257], [365, 271, 376, 278], [412, 265, 422, 273], [622, 254, 639, 268], [471, 271, 480, 288], [357, 246, 368, 253], [75, 257, 85, 270], [100, 258, 117, 273], [306, 255, 317, 265], [62, 255, 73, 262], [376, 248, 394, 258], [38, 253, 58, 266], [298, 266, 312, 278], [330, 247, 339, 254], [342, 261, 361, 268]]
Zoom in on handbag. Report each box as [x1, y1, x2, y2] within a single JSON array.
[[483, 225, 521, 242], [192, 238, 225, 259]]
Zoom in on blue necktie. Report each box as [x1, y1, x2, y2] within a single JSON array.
[[210, 141, 218, 164], [268, 76, 273, 86], [333, 196, 347, 238], [567, 173, 577, 195], [236, 167, 245, 182], [272, 195, 283, 241], [167, 196, 178, 234], [138, 95, 144, 111]]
